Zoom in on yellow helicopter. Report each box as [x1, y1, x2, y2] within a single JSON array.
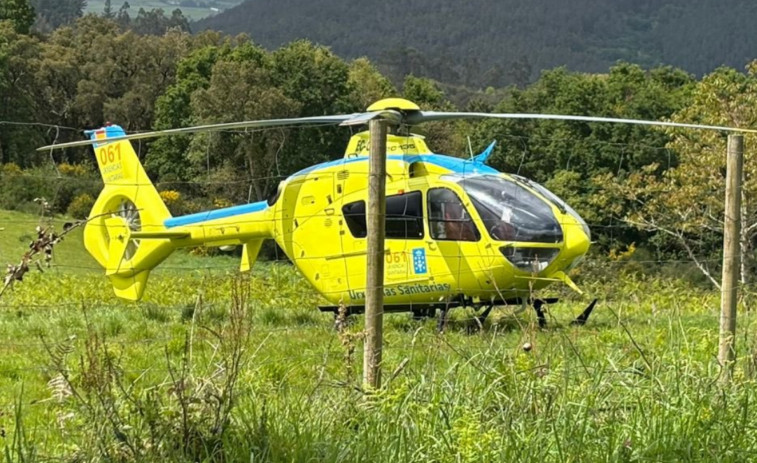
[[39, 98, 756, 327]]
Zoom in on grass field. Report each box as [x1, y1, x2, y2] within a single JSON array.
[[85, 0, 245, 22], [2, 209, 757, 461]]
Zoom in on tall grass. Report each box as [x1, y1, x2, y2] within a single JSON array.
[[1, 257, 756, 461]]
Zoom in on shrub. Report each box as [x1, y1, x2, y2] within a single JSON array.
[[159, 189, 188, 216], [213, 197, 233, 209], [0, 165, 101, 214], [66, 193, 95, 219], [1, 162, 22, 176], [159, 189, 181, 203], [53, 176, 102, 214], [58, 163, 89, 176], [0, 169, 53, 212]]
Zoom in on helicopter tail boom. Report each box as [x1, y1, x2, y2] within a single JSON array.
[[83, 124, 175, 300]]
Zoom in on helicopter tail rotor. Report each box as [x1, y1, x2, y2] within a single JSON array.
[[83, 125, 175, 300]]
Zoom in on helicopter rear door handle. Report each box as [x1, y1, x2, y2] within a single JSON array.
[[426, 241, 437, 251]]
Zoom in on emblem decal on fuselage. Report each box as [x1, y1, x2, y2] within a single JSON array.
[[412, 248, 427, 274]]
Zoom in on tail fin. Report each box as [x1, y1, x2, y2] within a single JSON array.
[[84, 124, 174, 300]]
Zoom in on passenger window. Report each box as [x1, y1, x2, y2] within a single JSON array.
[[342, 191, 424, 239], [428, 188, 480, 241]]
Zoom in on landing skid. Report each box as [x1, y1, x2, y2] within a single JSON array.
[[570, 299, 598, 326], [412, 307, 436, 320], [531, 298, 598, 328], [319, 297, 599, 332], [532, 298, 558, 328], [462, 298, 599, 330], [437, 306, 449, 332]]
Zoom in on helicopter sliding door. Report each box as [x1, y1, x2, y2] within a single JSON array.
[[381, 191, 427, 304], [340, 190, 429, 306]]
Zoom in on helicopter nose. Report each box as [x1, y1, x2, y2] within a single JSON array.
[[560, 220, 591, 268]]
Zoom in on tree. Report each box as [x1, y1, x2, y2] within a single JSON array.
[[146, 38, 264, 181], [347, 57, 395, 110], [32, 0, 84, 31], [189, 58, 301, 202], [0, 20, 44, 164], [402, 75, 463, 156], [113, 5, 191, 35], [402, 74, 445, 107], [507, 55, 532, 88], [30, 16, 195, 163], [131, 8, 190, 35], [620, 65, 757, 286], [0, 0, 34, 34], [116, 1, 130, 27], [103, 0, 114, 19], [270, 40, 358, 174]]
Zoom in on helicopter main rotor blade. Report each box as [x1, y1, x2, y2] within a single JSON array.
[[37, 107, 757, 152], [406, 111, 757, 134], [36, 114, 363, 151]]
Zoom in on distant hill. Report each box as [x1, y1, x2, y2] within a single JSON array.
[[196, 0, 757, 88]]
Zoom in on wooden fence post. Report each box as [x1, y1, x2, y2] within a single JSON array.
[[718, 134, 743, 384], [363, 119, 387, 389]]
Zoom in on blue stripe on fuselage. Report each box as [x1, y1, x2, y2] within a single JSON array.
[[163, 154, 498, 228], [290, 153, 499, 178], [402, 154, 499, 176], [164, 201, 268, 228]]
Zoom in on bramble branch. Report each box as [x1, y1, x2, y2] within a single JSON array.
[[1, 198, 90, 299]]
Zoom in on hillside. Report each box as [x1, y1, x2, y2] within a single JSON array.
[[196, 0, 757, 88]]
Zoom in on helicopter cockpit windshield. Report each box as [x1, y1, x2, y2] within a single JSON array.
[[453, 175, 564, 243]]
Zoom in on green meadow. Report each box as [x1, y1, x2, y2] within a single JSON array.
[[1, 209, 756, 462]]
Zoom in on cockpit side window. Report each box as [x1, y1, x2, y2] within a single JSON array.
[[427, 188, 480, 242]]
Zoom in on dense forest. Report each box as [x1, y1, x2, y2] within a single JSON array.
[[197, 0, 757, 88], [1, 1, 757, 282]]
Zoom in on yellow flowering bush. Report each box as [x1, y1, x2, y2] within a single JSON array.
[[58, 163, 88, 176], [213, 197, 233, 209], [1, 162, 22, 176], [159, 190, 181, 203]]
